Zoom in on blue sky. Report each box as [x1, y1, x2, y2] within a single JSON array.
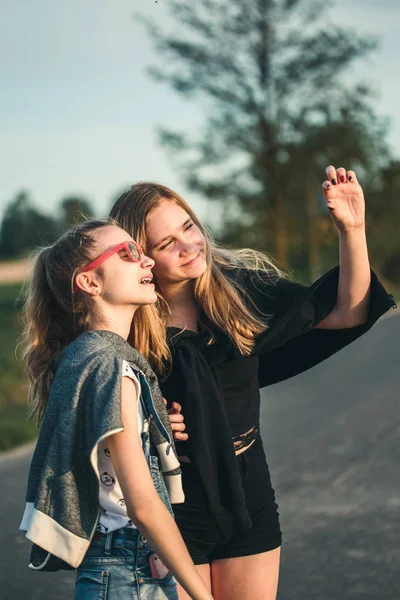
[[1, 0, 399, 224]]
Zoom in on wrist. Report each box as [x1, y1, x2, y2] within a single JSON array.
[[338, 224, 366, 238]]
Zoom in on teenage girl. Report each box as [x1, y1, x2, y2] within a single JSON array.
[[19, 218, 214, 600], [110, 166, 395, 600]]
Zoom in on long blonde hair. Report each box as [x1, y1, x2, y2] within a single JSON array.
[[21, 218, 116, 424], [110, 182, 284, 375]]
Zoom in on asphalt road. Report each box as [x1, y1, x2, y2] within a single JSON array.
[[1, 312, 399, 599]]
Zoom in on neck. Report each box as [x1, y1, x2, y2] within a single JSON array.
[[91, 305, 137, 340], [161, 279, 200, 330], [161, 279, 195, 305]]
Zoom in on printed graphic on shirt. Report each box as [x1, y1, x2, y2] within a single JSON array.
[[100, 472, 115, 488], [97, 360, 148, 535]]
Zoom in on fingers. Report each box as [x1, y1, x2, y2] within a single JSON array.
[[174, 431, 189, 442], [347, 169, 357, 183], [322, 165, 358, 202], [325, 165, 337, 185], [170, 415, 188, 442], [168, 411, 183, 422], [336, 167, 347, 184], [322, 183, 336, 210], [325, 165, 357, 185], [170, 415, 188, 440], [169, 412, 185, 424], [172, 423, 186, 433], [166, 401, 189, 440]]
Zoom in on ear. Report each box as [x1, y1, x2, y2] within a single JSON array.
[[74, 271, 101, 296]]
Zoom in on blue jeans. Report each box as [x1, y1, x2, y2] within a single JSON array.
[[75, 528, 178, 600]]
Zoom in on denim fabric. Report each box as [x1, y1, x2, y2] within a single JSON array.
[[75, 381, 177, 598], [75, 528, 178, 600], [138, 374, 173, 515]]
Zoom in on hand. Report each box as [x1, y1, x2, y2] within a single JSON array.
[[322, 165, 365, 232], [163, 399, 189, 442]]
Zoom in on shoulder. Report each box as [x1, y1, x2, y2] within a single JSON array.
[[62, 330, 119, 358], [55, 332, 124, 381], [122, 359, 141, 393], [223, 265, 284, 302], [224, 266, 312, 322], [223, 265, 276, 289]]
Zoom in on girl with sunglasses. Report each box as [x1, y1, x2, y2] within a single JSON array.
[[19, 218, 214, 600], [110, 166, 395, 600]]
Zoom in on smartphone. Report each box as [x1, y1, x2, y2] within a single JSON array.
[[149, 553, 170, 580]]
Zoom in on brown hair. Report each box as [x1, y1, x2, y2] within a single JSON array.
[[20, 218, 116, 424], [110, 182, 283, 375]]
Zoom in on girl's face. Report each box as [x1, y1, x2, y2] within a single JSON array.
[[82, 225, 157, 307], [145, 200, 207, 288]]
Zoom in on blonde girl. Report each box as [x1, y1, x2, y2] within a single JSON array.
[[109, 166, 395, 600]]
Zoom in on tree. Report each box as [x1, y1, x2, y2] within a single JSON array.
[[364, 160, 400, 285], [59, 196, 94, 227], [0, 191, 59, 259], [140, 0, 390, 275]]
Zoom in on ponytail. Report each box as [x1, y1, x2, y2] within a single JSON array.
[[20, 218, 115, 424]]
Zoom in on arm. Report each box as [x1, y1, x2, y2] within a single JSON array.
[[108, 377, 212, 600], [317, 165, 371, 330]]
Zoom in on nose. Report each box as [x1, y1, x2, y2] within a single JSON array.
[[180, 241, 197, 256], [142, 253, 155, 269]]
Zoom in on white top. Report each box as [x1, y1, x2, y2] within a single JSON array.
[[96, 360, 148, 534]]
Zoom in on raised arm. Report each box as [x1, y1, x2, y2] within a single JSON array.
[[108, 377, 213, 600], [317, 165, 371, 330]]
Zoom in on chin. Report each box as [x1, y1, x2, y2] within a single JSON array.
[[137, 291, 157, 306], [146, 292, 158, 304], [185, 254, 207, 277], [195, 261, 207, 278]]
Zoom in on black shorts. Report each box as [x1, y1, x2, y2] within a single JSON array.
[[172, 435, 282, 564]]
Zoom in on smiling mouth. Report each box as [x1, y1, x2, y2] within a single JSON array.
[[139, 277, 154, 285], [183, 253, 201, 267]]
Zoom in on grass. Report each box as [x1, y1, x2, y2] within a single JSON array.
[[0, 283, 37, 452]]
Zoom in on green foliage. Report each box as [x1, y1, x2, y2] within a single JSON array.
[[0, 404, 37, 452], [140, 0, 393, 279], [0, 283, 37, 451], [0, 191, 96, 261], [0, 191, 59, 259], [60, 196, 95, 227], [364, 160, 400, 285]]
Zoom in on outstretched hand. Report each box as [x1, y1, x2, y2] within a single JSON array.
[[322, 165, 365, 232], [163, 398, 189, 442]]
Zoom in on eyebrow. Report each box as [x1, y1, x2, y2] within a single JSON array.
[[152, 218, 192, 249]]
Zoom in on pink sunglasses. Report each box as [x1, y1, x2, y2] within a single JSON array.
[[73, 240, 144, 293]]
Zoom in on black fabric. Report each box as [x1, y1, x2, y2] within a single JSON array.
[[161, 266, 395, 541], [172, 435, 281, 564], [163, 330, 253, 538], [240, 267, 396, 386]]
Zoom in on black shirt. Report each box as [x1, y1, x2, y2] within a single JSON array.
[[159, 266, 395, 538]]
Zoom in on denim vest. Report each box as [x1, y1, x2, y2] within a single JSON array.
[[136, 369, 173, 515], [26, 369, 174, 573]]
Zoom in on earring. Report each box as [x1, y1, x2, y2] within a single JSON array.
[[96, 289, 100, 295]]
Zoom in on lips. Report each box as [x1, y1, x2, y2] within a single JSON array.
[[139, 273, 154, 284], [183, 253, 201, 267]]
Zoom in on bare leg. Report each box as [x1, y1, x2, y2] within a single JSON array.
[[176, 564, 212, 600], [211, 547, 281, 600]]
